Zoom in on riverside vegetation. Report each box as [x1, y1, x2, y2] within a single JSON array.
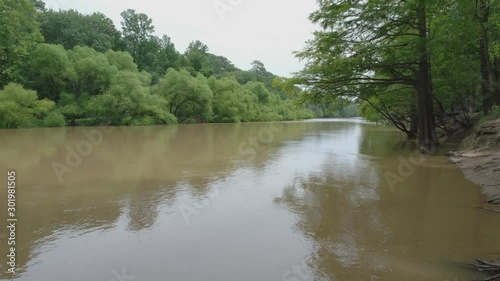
[[2, 0, 500, 154], [2, 0, 500, 280], [0, 0, 359, 130], [291, 0, 500, 154]]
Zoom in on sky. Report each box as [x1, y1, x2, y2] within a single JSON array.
[[42, 0, 318, 77]]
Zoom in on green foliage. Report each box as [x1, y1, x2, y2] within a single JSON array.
[[0, 0, 43, 87], [182, 40, 211, 76], [30, 43, 73, 100], [244, 82, 271, 104], [38, 9, 122, 52], [293, 0, 497, 144], [156, 36, 179, 73], [208, 76, 247, 123], [430, 1, 482, 117], [120, 9, 155, 57], [68, 46, 118, 96], [358, 99, 385, 123], [0, 5, 315, 129], [119, 10, 179, 80], [0, 83, 55, 128], [88, 71, 176, 126], [105, 50, 138, 72], [57, 92, 89, 125], [154, 69, 213, 123], [42, 111, 67, 127], [309, 98, 359, 119]]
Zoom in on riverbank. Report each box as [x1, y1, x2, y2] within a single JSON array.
[[449, 118, 500, 279], [449, 119, 500, 200]]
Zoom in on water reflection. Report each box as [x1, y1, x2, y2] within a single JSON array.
[[276, 123, 500, 281], [275, 122, 391, 280], [0, 120, 498, 281], [0, 122, 320, 278]]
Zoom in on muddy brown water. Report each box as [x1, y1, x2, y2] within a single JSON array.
[[0, 119, 499, 281]]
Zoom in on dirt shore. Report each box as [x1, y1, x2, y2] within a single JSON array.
[[449, 119, 500, 200]]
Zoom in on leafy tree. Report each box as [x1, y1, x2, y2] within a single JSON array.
[[205, 54, 238, 77], [0, 83, 55, 128], [30, 0, 45, 12], [472, 0, 500, 112], [57, 92, 90, 125], [251, 60, 267, 74], [295, 0, 440, 153], [30, 44, 73, 101], [119, 10, 179, 80], [183, 40, 211, 75], [154, 69, 213, 123], [0, 0, 43, 87], [87, 71, 176, 125], [430, 3, 481, 130], [42, 111, 67, 127], [155, 35, 180, 74], [357, 86, 417, 135], [0, 4, 317, 129], [38, 10, 121, 52], [67, 46, 117, 97], [187, 40, 209, 54], [244, 81, 271, 104], [133, 37, 162, 73], [120, 9, 155, 59], [208, 76, 247, 123], [250, 60, 276, 87], [84, 12, 123, 52], [105, 50, 138, 72], [242, 81, 285, 121]]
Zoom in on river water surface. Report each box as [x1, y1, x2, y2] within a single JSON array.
[[0, 119, 499, 281]]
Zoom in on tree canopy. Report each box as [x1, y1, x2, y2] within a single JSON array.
[[0, 3, 328, 129], [0, 0, 43, 87], [293, 0, 500, 153]]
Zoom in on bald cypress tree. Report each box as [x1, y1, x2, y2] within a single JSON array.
[[295, 0, 439, 153]]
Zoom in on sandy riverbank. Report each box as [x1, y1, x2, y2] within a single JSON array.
[[449, 119, 500, 200]]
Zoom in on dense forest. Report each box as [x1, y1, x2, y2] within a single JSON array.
[[292, 0, 500, 153], [0, 0, 360, 129], [4, 0, 499, 154]]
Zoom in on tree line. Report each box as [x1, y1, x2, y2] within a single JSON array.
[[0, 0, 359, 129], [293, 0, 500, 153]]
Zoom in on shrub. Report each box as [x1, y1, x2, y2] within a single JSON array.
[[43, 111, 67, 127]]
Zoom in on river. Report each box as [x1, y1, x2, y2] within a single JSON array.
[[0, 119, 499, 281]]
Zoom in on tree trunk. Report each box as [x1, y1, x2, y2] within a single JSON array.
[[410, 104, 419, 139], [478, 0, 494, 113], [416, 1, 439, 154], [493, 57, 500, 106]]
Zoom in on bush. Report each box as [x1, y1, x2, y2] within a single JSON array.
[[0, 83, 55, 128], [42, 111, 67, 127]]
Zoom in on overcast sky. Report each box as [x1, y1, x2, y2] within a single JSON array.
[[42, 0, 318, 77]]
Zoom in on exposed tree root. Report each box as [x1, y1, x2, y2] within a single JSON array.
[[474, 259, 500, 281]]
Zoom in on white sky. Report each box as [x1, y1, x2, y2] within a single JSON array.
[[42, 0, 318, 77]]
